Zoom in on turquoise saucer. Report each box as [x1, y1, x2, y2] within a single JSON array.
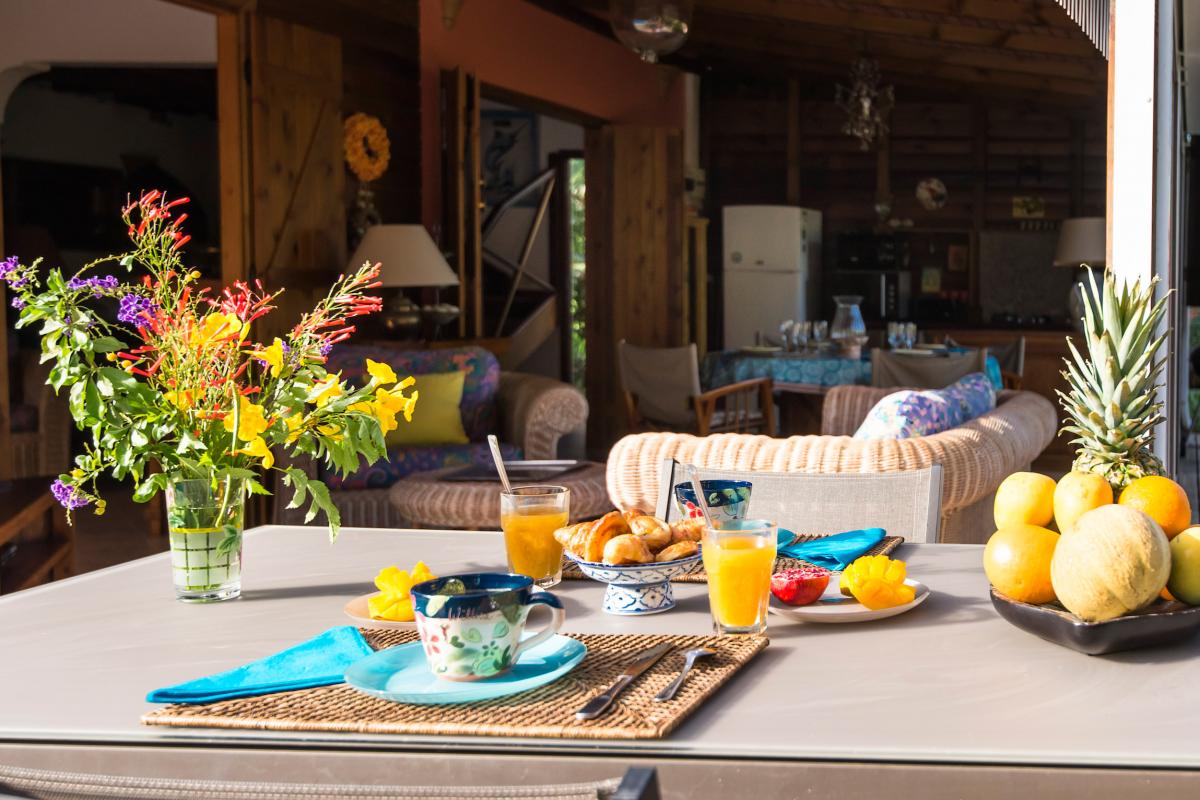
[[344, 634, 586, 705]]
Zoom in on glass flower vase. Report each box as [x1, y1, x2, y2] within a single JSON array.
[[165, 478, 245, 603]]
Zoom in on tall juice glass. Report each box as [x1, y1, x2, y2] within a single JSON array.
[[702, 519, 777, 635], [500, 486, 570, 588]]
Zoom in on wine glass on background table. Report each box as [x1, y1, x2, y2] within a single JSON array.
[[903, 322, 918, 349], [779, 320, 794, 352], [500, 486, 570, 588], [792, 321, 810, 353], [812, 321, 829, 351], [887, 322, 901, 350]]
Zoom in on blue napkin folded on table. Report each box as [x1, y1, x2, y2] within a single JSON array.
[[147, 626, 373, 704], [778, 527, 886, 571]]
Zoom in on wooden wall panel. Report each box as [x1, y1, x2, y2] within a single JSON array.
[[250, 15, 345, 339], [585, 125, 685, 452]]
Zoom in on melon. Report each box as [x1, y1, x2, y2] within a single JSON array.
[[1050, 505, 1171, 622]]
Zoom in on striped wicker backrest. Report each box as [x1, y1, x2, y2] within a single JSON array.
[[655, 460, 944, 543]]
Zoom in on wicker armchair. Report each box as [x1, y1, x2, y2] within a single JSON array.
[[606, 386, 1057, 544], [11, 356, 72, 478], [273, 371, 588, 527]]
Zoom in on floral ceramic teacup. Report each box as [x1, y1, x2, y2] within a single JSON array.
[[673, 479, 753, 525], [410, 573, 565, 681]]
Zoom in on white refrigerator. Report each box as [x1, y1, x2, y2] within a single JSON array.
[[722, 205, 822, 348]]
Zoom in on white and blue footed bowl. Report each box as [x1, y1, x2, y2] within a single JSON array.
[[568, 552, 702, 615]]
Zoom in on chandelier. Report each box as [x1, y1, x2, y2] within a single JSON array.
[[609, 0, 694, 63], [835, 57, 895, 151]]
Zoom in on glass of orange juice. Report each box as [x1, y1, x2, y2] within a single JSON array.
[[500, 486, 570, 588], [702, 519, 777, 635]]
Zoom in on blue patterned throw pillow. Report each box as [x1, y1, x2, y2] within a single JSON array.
[[854, 372, 996, 440]]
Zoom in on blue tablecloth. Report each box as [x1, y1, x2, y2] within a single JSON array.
[[702, 351, 872, 390], [702, 350, 1003, 391]]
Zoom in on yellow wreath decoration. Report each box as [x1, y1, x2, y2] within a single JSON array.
[[343, 113, 391, 183]]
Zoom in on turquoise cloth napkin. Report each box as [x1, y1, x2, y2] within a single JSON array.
[[147, 626, 373, 704], [778, 527, 886, 570]]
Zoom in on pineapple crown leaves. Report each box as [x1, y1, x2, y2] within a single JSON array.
[[1058, 266, 1169, 470]]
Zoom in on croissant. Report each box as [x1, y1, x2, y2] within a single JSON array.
[[656, 540, 699, 562], [669, 518, 705, 544], [628, 514, 672, 551], [553, 521, 591, 549], [584, 510, 630, 563], [602, 534, 654, 565]]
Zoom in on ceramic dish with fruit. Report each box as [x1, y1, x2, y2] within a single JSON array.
[[986, 468, 1200, 654], [344, 561, 435, 630], [557, 510, 704, 615], [673, 479, 752, 526], [768, 556, 930, 624]]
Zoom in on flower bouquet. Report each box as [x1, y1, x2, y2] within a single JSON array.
[[3, 190, 418, 601]]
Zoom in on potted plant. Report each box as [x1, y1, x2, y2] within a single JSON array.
[[2, 191, 418, 602]]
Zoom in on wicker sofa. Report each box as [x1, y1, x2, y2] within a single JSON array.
[[606, 385, 1057, 544], [273, 346, 588, 528]]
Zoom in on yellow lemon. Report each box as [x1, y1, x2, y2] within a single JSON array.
[[994, 472, 1056, 530], [1053, 471, 1113, 535], [1118, 476, 1192, 540], [984, 524, 1060, 605]]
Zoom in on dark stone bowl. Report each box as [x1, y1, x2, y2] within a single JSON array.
[[990, 589, 1200, 655]]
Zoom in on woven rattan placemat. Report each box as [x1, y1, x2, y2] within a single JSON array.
[[142, 630, 767, 741], [562, 533, 903, 583]]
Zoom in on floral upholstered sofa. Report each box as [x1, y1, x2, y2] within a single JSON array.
[[273, 345, 588, 527]]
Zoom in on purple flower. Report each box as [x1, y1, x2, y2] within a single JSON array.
[[319, 341, 333, 356], [67, 275, 120, 297], [117, 294, 159, 325], [0, 256, 17, 279], [50, 479, 89, 510], [10, 296, 24, 310]]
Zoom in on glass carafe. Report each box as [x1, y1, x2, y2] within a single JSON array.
[[830, 295, 868, 359]]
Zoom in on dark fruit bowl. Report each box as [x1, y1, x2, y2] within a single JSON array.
[[990, 589, 1200, 655]]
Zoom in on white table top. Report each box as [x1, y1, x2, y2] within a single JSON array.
[[1, 525, 1198, 769]]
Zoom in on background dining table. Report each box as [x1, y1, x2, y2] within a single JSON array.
[[1, 526, 1199, 799]]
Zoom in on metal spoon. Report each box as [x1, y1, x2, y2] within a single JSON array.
[[487, 434, 513, 494], [654, 647, 716, 702]]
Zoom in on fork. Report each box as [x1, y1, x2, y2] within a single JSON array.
[[653, 647, 716, 702]]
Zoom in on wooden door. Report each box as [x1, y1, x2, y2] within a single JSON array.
[[584, 125, 685, 452], [442, 68, 483, 338], [249, 15, 345, 339]]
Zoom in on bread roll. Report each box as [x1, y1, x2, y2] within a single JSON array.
[[602, 534, 654, 565], [656, 540, 699, 562]]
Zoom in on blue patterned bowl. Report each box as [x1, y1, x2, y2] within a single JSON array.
[[567, 552, 702, 616], [673, 479, 753, 524]]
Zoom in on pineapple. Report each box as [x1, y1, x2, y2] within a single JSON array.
[[1058, 267, 1168, 492]]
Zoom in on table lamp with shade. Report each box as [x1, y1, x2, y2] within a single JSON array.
[[347, 224, 460, 337], [1054, 217, 1105, 330]]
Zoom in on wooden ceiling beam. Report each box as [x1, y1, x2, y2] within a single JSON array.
[[690, 10, 1104, 77], [683, 27, 1104, 90], [697, 0, 1090, 46], [677, 37, 1102, 98]]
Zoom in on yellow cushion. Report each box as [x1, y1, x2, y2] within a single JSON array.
[[386, 371, 470, 447]]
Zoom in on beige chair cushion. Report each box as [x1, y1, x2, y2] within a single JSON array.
[[871, 348, 989, 389]]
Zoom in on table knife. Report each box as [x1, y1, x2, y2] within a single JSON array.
[[575, 642, 674, 721]]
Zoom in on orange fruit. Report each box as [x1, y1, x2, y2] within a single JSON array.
[[1053, 472, 1113, 535], [994, 472, 1056, 529], [1117, 476, 1191, 539], [984, 524, 1060, 604]]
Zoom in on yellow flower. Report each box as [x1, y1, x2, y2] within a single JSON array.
[[376, 383, 418, 422], [192, 312, 245, 349], [236, 436, 274, 470], [316, 422, 344, 442], [367, 561, 435, 621], [284, 413, 304, 444], [223, 396, 270, 442], [365, 359, 397, 386], [163, 389, 193, 411], [253, 338, 286, 378], [307, 374, 344, 407]]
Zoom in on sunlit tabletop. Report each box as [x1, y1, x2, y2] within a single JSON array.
[[1, 526, 1199, 769]]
